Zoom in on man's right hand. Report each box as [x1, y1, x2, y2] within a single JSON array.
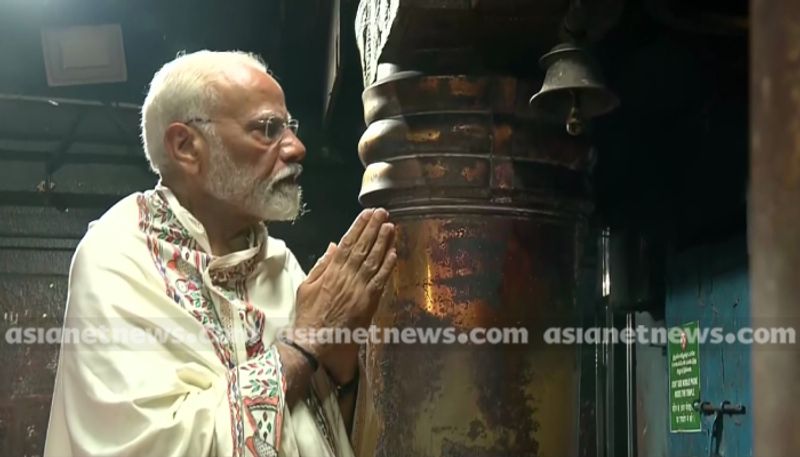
[[292, 208, 397, 375]]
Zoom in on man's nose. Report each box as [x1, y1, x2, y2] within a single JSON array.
[[279, 130, 306, 163]]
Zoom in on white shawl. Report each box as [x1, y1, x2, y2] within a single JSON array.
[[43, 185, 353, 457]]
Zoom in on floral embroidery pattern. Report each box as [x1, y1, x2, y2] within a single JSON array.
[[241, 348, 285, 457], [137, 190, 284, 457]]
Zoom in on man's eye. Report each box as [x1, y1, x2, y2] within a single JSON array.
[[265, 119, 285, 139]]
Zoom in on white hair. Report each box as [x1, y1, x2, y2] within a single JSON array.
[[140, 50, 268, 175]]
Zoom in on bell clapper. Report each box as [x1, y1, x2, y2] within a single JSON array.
[[566, 92, 584, 136]]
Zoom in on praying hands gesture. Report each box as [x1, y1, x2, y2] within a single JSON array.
[[277, 208, 397, 406]]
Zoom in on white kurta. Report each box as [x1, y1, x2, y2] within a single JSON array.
[[43, 184, 353, 457]]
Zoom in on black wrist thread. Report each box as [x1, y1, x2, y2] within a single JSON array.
[[280, 336, 319, 372]]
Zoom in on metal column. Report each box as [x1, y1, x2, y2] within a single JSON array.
[[350, 72, 593, 457], [750, 1, 800, 456]]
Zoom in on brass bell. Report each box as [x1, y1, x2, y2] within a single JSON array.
[[529, 43, 619, 136]]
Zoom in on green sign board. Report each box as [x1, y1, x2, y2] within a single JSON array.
[[668, 320, 701, 433]]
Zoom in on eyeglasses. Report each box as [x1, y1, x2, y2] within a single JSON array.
[[260, 116, 299, 142], [185, 115, 300, 143]]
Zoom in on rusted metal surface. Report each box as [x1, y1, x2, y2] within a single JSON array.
[[750, 1, 800, 456], [0, 206, 98, 456], [359, 75, 593, 215], [351, 71, 594, 456], [0, 275, 69, 457]]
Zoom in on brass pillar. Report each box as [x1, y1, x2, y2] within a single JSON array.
[[751, 1, 800, 456], [351, 71, 592, 456], [351, 2, 621, 456]]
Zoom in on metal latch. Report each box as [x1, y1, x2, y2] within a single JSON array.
[[692, 400, 747, 457]]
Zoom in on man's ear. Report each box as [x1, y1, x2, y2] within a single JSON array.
[[164, 122, 204, 175]]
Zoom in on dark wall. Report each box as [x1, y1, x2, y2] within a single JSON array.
[[0, 206, 98, 455], [592, 0, 749, 249]]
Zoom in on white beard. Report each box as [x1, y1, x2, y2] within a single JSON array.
[[204, 136, 304, 222]]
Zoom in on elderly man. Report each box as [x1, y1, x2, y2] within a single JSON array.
[[43, 50, 396, 457]]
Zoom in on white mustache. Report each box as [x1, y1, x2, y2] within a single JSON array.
[[267, 164, 303, 189]]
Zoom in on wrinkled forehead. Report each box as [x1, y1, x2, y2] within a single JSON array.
[[212, 65, 287, 119]]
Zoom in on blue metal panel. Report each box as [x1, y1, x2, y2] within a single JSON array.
[[665, 235, 752, 457]]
